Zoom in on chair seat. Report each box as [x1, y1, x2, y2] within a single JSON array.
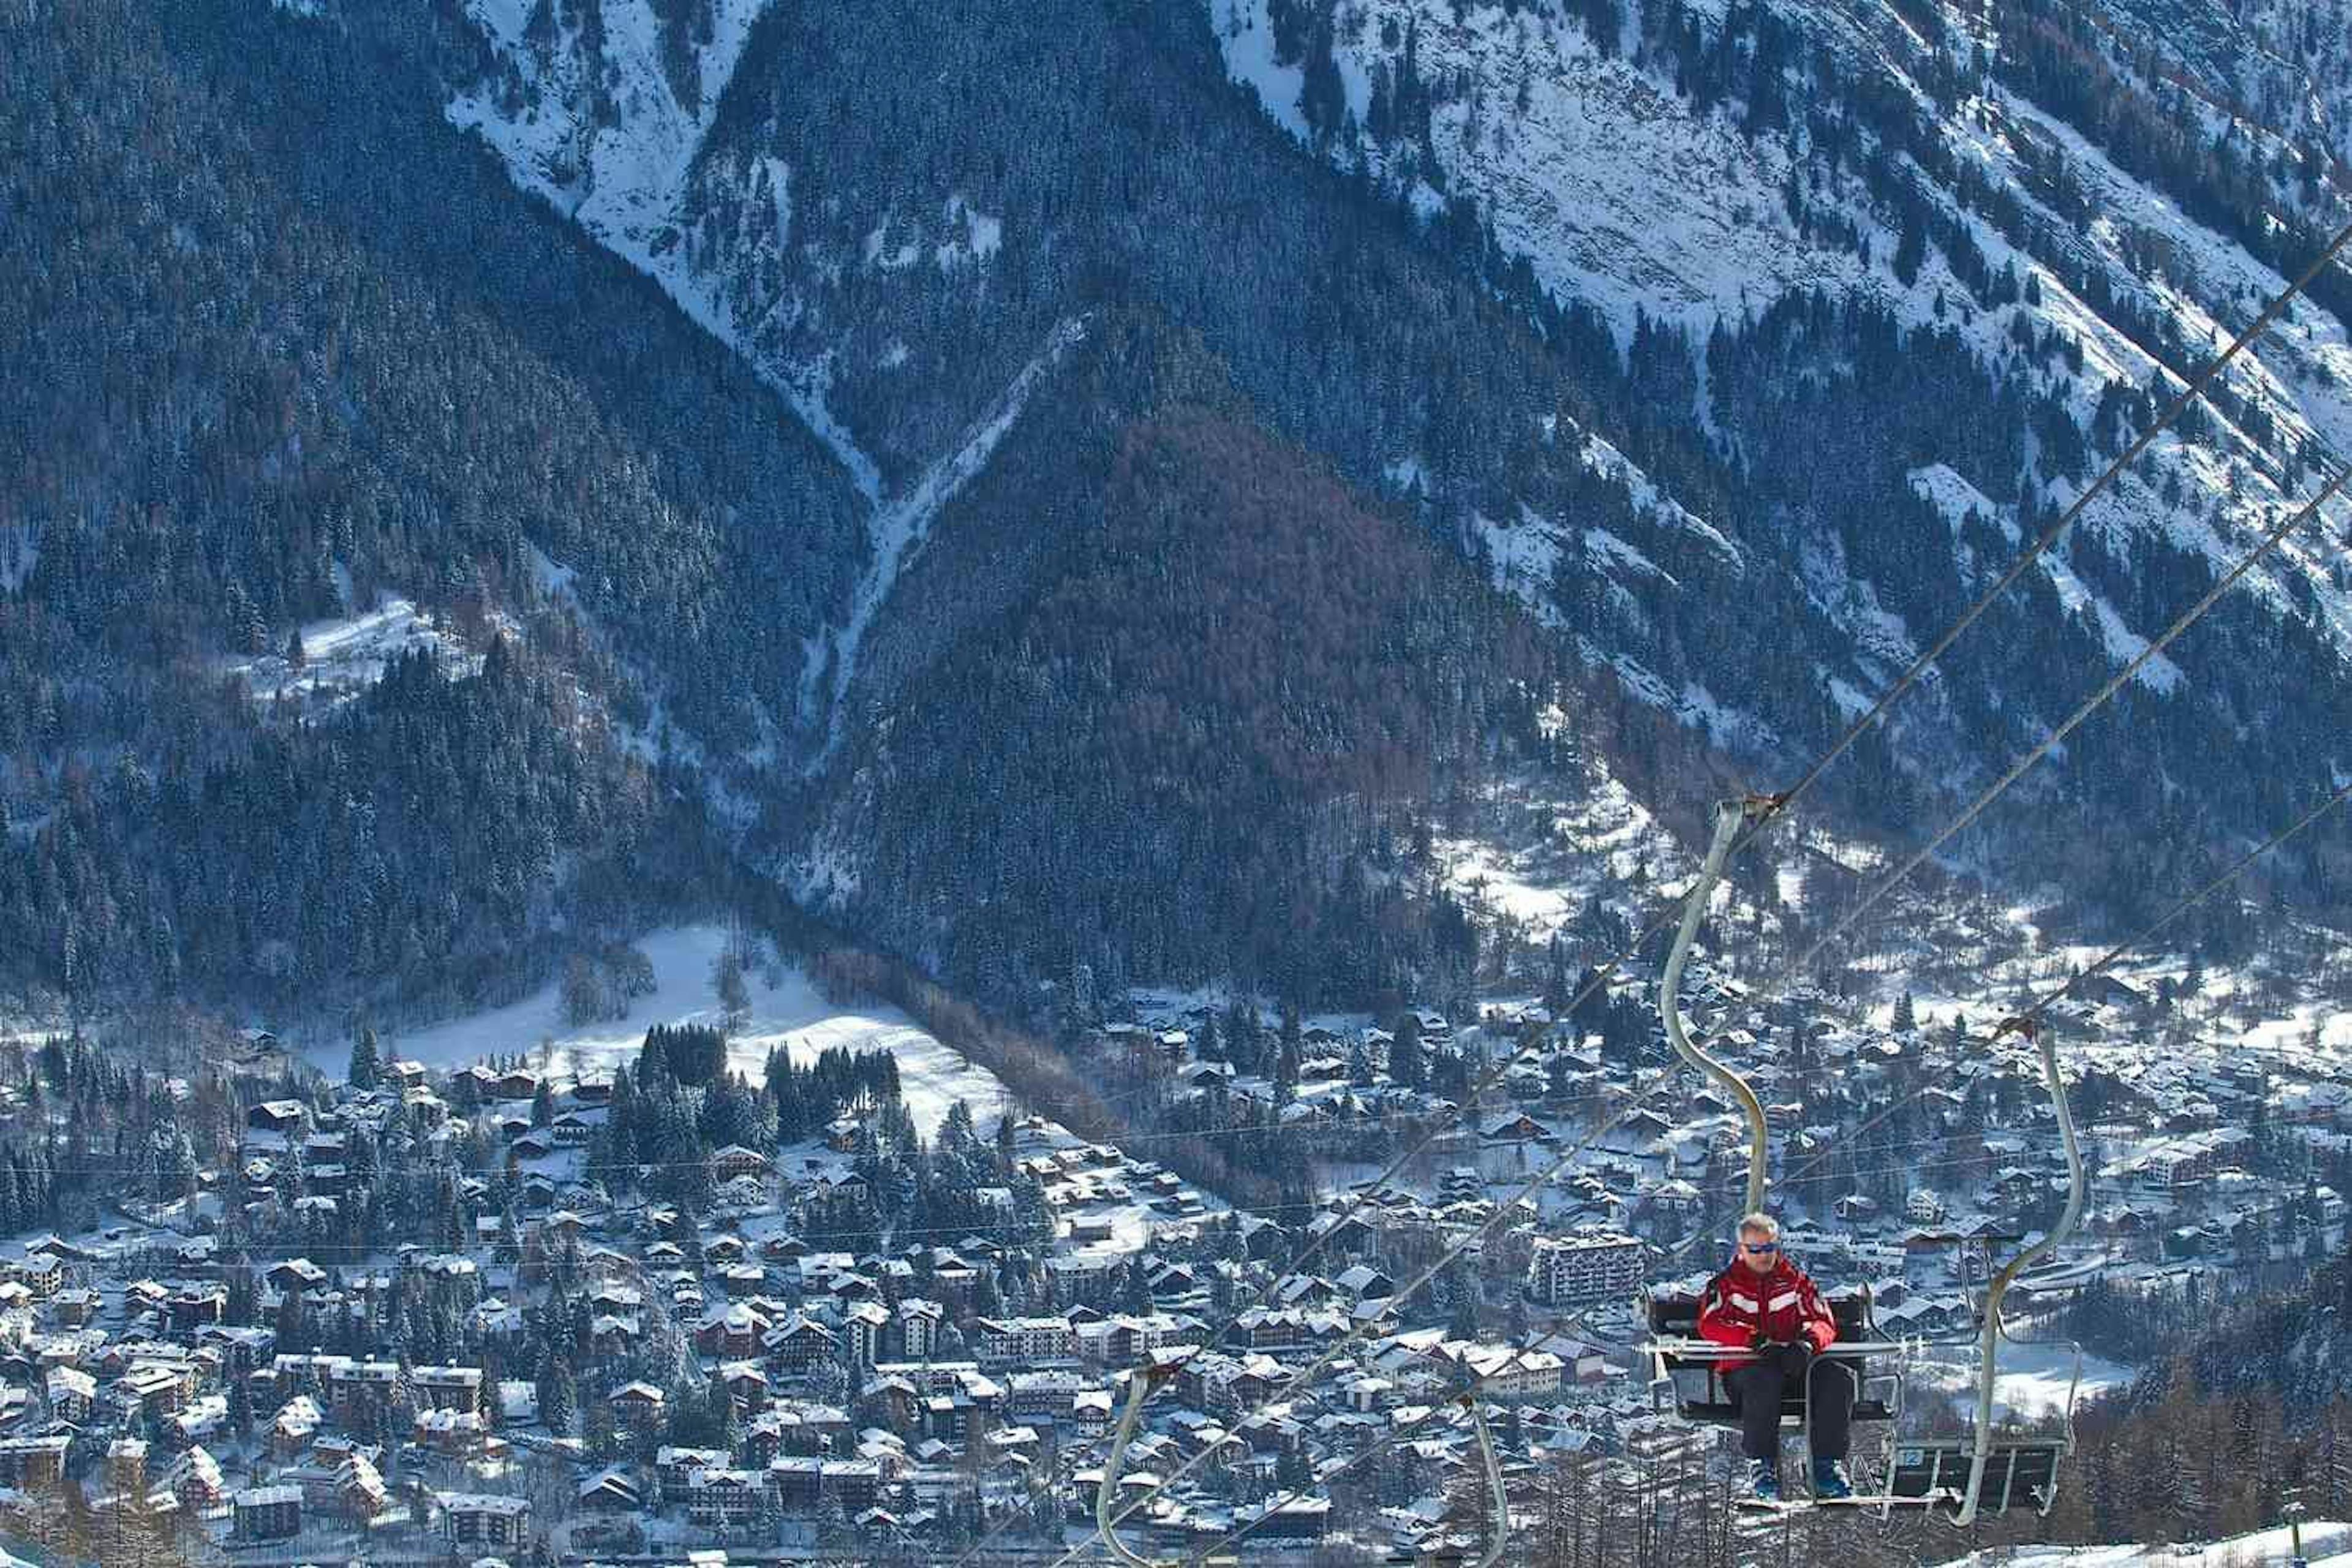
[[1888, 1439, 2064, 1513]]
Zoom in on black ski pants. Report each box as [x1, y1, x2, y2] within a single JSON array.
[[1725, 1356, 1856, 1462]]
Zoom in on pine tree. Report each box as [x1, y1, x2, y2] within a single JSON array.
[[347, 1025, 380, 1091], [538, 1355, 578, 1438], [1390, 1014, 1427, 1090]]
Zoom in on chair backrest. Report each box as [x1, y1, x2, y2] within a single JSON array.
[[1645, 1286, 1875, 1340]]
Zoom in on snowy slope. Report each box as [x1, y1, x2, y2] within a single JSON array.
[[1210, 0, 1871, 338], [448, 0, 1088, 742], [448, 0, 882, 501], [221, 595, 480, 715], [1209, 0, 2352, 753], [329, 925, 1012, 1139], [1939, 1523, 2352, 1566], [802, 314, 1090, 755]]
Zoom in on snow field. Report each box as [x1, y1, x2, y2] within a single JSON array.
[[319, 926, 1015, 1139], [1938, 1521, 2352, 1566], [222, 595, 478, 712]]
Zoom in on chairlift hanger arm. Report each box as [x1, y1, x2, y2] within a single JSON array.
[[1099, 1364, 1180, 1568], [1952, 1017, 2087, 1528], [1660, 798, 1774, 1216], [1465, 1393, 1508, 1568]]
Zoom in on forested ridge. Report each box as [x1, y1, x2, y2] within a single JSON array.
[[13, 0, 2352, 1031], [0, 0, 863, 1017]]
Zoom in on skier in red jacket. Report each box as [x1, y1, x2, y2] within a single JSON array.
[[1696, 1212, 1855, 1502]]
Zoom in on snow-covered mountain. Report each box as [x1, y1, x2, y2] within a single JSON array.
[[417, 0, 2352, 1001], [18, 0, 2352, 1016]]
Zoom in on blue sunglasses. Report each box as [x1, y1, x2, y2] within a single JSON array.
[[1741, 1241, 1779, 1253]]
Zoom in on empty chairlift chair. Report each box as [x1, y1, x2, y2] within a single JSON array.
[[1879, 1016, 2087, 1523]]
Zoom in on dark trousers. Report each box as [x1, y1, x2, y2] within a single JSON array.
[[1725, 1358, 1855, 1463]]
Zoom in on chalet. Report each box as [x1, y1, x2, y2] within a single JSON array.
[[977, 1316, 1077, 1369], [160, 1445, 225, 1509], [339, 1454, 388, 1520], [247, 1101, 306, 1136], [578, 1466, 641, 1512], [413, 1406, 490, 1456], [1481, 1113, 1552, 1147], [657, 1446, 732, 1505], [898, 1298, 944, 1360], [268, 1257, 328, 1295], [45, 1365, 94, 1422], [774, 1315, 837, 1374], [710, 1145, 772, 1183], [688, 1466, 764, 1529], [699, 1301, 769, 1359], [721, 1361, 772, 1416], [612, 1381, 668, 1428], [411, 1365, 483, 1411], [326, 1360, 402, 1428]]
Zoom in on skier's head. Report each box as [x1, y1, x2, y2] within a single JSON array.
[[1735, 1212, 1781, 1275]]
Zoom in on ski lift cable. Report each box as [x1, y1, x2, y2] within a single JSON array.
[[976, 209, 2352, 1568], [1058, 438, 2352, 1568], [1637, 454, 2352, 1276], [1049, 1084, 1673, 1568], [1630, 767, 2352, 1515], [1744, 221, 2352, 837], [1597, 221, 2352, 1267], [1175, 201, 2352, 1568], [1175, 1379, 1516, 1568], [1782, 460, 2352, 990], [1657, 768, 2352, 1281]]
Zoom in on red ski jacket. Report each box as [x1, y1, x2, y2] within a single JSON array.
[[1695, 1254, 1838, 1372]]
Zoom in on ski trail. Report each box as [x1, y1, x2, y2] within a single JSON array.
[[802, 314, 1090, 763]]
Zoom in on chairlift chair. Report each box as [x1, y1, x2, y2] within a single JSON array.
[[1642, 1285, 1907, 1433], [1638, 801, 1909, 1435], [1875, 1017, 2089, 1523]]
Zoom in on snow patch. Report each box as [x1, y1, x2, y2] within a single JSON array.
[[1939, 1522, 2352, 1567], [2040, 554, 2184, 693], [935, 194, 1003, 268], [805, 315, 1090, 756], [335, 927, 1009, 1140], [526, 541, 579, 604], [1580, 435, 1740, 568], [1907, 463, 2002, 531], [1476, 508, 1566, 622], [221, 596, 480, 714], [446, 0, 884, 510], [1212, 0, 1309, 143]]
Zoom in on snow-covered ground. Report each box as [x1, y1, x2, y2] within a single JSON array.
[[1911, 1340, 2134, 1420], [317, 927, 1015, 1139], [1938, 1522, 2352, 1566], [222, 595, 478, 714], [1434, 767, 1675, 943]]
